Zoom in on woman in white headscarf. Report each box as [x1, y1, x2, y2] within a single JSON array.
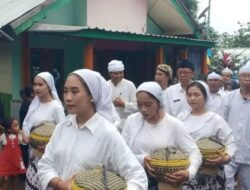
[[177, 81, 236, 190], [38, 69, 148, 190], [122, 81, 202, 189], [23, 72, 65, 190]]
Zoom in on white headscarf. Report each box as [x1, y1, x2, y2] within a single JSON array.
[[207, 72, 221, 80], [72, 69, 114, 122], [222, 67, 233, 75], [195, 80, 210, 102], [239, 60, 250, 74], [108, 60, 124, 72], [136, 81, 164, 107], [23, 72, 61, 135]]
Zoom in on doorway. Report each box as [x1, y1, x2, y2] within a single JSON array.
[[30, 48, 64, 99]]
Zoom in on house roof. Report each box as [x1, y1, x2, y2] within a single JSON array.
[[0, 0, 46, 29], [29, 23, 215, 48], [0, 0, 70, 35], [147, 0, 202, 38]]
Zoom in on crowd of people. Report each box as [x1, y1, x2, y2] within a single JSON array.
[[0, 58, 249, 190]]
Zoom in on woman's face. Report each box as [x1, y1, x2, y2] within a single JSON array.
[[186, 86, 206, 111], [33, 76, 51, 99], [155, 70, 170, 89], [63, 75, 93, 115], [136, 91, 161, 122]]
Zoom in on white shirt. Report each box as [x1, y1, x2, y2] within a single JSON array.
[[164, 83, 191, 117], [122, 112, 202, 180], [177, 111, 236, 158], [207, 90, 225, 116], [223, 89, 250, 164], [23, 100, 65, 136], [38, 113, 148, 190], [107, 79, 137, 131]]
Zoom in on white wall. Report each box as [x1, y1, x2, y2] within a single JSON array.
[[0, 42, 12, 93], [87, 0, 147, 33]]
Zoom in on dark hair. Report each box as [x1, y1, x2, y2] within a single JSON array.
[[186, 81, 207, 100], [20, 86, 34, 99], [71, 74, 93, 98], [224, 79, 239, 90], [68, 74, 96, 111], [2, 117, 16, 134], [176, 59, 195, 71]]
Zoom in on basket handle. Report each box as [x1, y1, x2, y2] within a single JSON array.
[[102, 165, 110, 190]]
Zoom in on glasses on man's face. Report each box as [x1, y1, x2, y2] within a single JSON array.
[[177, 70, 193, 76]]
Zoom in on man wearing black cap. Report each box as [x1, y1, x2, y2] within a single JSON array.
[[164, 59, 195, 117]]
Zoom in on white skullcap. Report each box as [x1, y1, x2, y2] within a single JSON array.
[[207, 72, 221, 80], [222, 67, 233, 75], [72, 69, 115, 123], [108, 60, 124, 72], [239, 60, 250, 74], [136, 81, 164, 106]]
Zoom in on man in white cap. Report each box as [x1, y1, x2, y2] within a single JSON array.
[[107, 60, 137, 132], [221, 67, 233, 91], [206, 71, 225, 116], [223, 61, 250, 190]]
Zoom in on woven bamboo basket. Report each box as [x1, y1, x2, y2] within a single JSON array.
[[29, 121, 55, 152], [71, 167, 126, 190], [150, 148, 190, 190], [196, 138, 226, 175]]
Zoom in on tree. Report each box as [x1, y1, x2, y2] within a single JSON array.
[[218, 22, 250, 48], [206, 22, 250, 73], [182, 0, 199, 19]]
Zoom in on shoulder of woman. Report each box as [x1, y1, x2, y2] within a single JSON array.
[[176, 110, 191, 121], [126, 112, 141, 121]]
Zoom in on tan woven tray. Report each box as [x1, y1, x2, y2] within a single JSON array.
[[29, 121, 55, 150], [72, 166, 126, 190], [196, 138, 226, 160], [150, 148, 189, 182], [196, 138, 226, 175]]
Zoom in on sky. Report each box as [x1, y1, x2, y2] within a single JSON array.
[[197, 0, 250, 34]]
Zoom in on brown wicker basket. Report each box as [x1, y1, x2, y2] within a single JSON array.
[[29, 121, 55, 150], [196, 138, 226, 175], [71, 166, 126, 190]]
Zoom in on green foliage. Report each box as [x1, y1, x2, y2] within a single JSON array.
[[218, 22, 250, 48], [182, 0, 199, 19], [208, 50, 245, 73], [206, 22, 250, 74]]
